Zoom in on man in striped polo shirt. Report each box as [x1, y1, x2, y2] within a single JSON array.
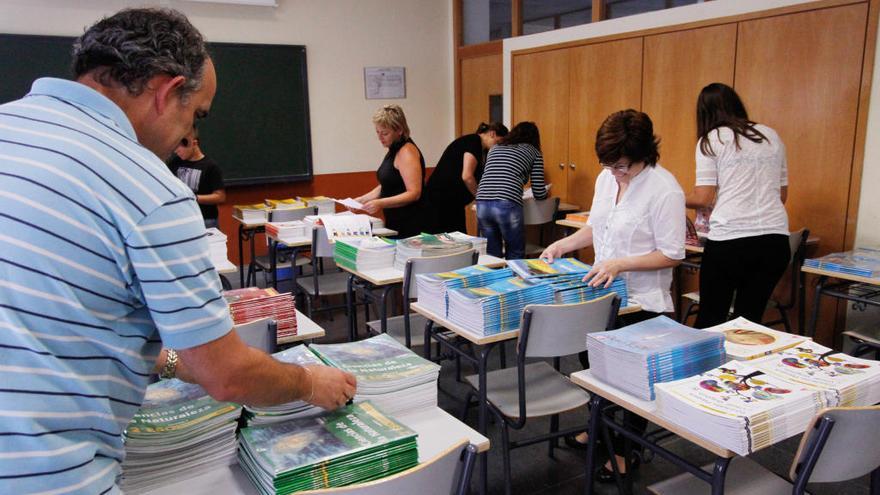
[[0, 8, 355, 493]]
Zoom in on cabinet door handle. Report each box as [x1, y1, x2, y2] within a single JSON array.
[[558, 163, 565, 170], [570, 163, 576, 169]]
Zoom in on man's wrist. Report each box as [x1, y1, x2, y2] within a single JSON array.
[[159, 349, 178, 379]]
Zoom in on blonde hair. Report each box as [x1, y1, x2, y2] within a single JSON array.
[[372, 104, 410, 138]]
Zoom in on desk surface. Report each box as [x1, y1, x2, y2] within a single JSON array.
[[801, 265, 880, 285], [555, 219, 587, 230], [233, 216, 267, 229], [339, 254, 507, 286], [214, 259, 237, 273], [277, 310, 326, 345], [570, 370, 736, 458], [144, 406, 489, 495], [558, 201, 581, 213], [411, 299, 642, 346]]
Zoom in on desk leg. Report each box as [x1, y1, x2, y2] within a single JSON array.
[[870, 465, 880, 495], [477, 342, 497, 495], [347, 274, 356, 342], [423, 320, 434, 362], [248, 229, 258, 287], [807, 276, 827, 340], [711, 457, 731, 495], [378, 285, 394, 334], [269, 238, 277, 290], [238, 225, 246, 288], [584, 394, 605, 495]]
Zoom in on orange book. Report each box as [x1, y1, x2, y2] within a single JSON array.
[[565, 211, 589, 223]]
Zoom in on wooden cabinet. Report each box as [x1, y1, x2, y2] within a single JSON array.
[[460, 53, 503, 133]]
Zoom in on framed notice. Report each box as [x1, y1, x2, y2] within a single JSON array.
[[364, 66, 406, 99]]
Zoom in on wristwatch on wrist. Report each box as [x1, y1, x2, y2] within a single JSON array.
[[159, 349, 179, 379]]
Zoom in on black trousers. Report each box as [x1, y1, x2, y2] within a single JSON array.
[[578, 310, 662, 456], [694, 233, 790, 329]]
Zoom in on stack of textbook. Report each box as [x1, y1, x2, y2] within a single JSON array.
[[238, 402, 418, 495], [548, 276, 628, 306], [266, 198, 308, 210], [587, 316, 726, 400], [507, 258, 592, 280], [751, 342, 880, 407], [333, 237, 396, 271], [121, 379, 242, 493], [394, 233, 473, 270], [225, 287, 297, 338], [244, 346, 324, 426], [265, 220, 309, 242], [206, 227, 228, 268], [310, 334, 440, 415], [299, 196, 336, 214], [416, 265, 514, 317], [702, 317, 807, 361], [447, 231, 488, 255], [804, 247, 880, 278], [655, 361, 826, 456], [507, 258, 628, 306], [234, 203, 270, 223], [446, 276, 555, 336]]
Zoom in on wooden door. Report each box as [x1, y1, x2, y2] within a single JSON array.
[[642, 24, 737, 193], [512, 49, 570, 198], [568, 38, 643, 208], [735, 3, 868, 343], [460, 54, 503, 134]]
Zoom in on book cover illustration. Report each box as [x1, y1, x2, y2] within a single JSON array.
[[309, 333, 439, 382], [588, 316, 723, 355], [127, 379, 239, 434], [702, 317, 807, 360], [507, 258, 591, 280]]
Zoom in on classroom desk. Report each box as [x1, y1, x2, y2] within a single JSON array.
[[232, 216, 267, 288], [276, 309, 326, 346], [570, 370, 738, 495], [412, 300, 641, 495], [143, 406, 489, 495], [213, 258, 237, 291], [341, 254, 506, 342], [802, 265, 880, 343]]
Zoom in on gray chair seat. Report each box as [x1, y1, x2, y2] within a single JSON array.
[[465, 361, 590, 419], [647, 457, 810, 495], [296, 271, 350, 297], [842, 324, 880, 345], [366, 314, 429, 347], [524, 242, 547, 258], [255, 253, 311, 269]]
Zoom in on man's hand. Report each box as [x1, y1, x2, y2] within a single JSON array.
[[583, 258, 624, 288], [303, 365, 357, 410]]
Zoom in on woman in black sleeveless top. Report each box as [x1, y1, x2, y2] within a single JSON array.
[[355, 105, 425, 238], [424, 122, 508, 233]]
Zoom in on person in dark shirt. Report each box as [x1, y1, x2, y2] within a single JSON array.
[[168, 127, 226, 228], [424, 122, 508, 233]]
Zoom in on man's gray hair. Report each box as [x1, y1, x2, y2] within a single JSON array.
[[73, 8, 209, 98]]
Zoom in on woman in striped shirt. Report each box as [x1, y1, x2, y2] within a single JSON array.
[[475, 121, 548, 259]]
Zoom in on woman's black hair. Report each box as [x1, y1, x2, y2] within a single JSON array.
[[501, 121, 540, 151], [475, 121, 509, 137], [697, 82, 769, 156]]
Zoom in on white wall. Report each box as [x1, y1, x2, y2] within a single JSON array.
[[502, 0, 880, 246], [0, 0, 454, 175]]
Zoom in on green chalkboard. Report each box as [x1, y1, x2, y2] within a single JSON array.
[[0, 34, 312, 185]]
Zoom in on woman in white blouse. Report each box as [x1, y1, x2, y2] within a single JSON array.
[[541, 109, 685, 480], [686, 83, 789, 329]]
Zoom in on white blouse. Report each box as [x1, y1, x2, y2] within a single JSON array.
[[695, 125, 789, 241], [588, 165, 686, 313]]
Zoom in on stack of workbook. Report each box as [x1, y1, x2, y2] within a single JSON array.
[[751, 342, 880, 407], [548, 276, 628, 307], [244, 346, 324, 426], [655, 361, 826, 456], [205, 227, 228, 268], [310, 334, 441, 415], [234, 203, 270, 223], [265, 198, 308, 210], [298, 196, 336, 214], [333, 236, 397, 271], [121, 379, 242, 493], [702, 317, 808, 361], [446, 231, 488, 255], [394, 233, 474, 270], [507, 258, 591, 280], [238, 402, 418, 495], [446, 276, 555, 336], [804, 247, 880, 278], [587, 316, 726, 400], [317, 213, 373, 242], [265, 220, 309, 242], [224, 287, 297, 338], [416, 265, 514, 317]]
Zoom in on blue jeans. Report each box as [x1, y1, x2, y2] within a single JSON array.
[[476, 200, 525, 260]]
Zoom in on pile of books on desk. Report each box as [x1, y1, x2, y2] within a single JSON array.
[[317, 213, 373, 242], [804, 247, 880, 278], [508, 258, 591, 280], [244, 346, 324, 426], [703, 317, 807, 361], [234, 203, 270, 223], [266, 198, 308, 210], [206, 227, 228, 268], [121, 379, 242, 493], [549, 276, 628, 306], [564, 211, 589, 224], [265, 220, 309, 242], [225, 287, 297, 338], [587, 316, 726, 400], [310, 334, 440, 415], [238, 402, 418, 495], [506, 258, 628, 307], [394, 233, 474, 270], [655, 360, 825, 456], [333, 236, 396, 271], [751, 341, 880, 407], [447, 231, 488, 255], [446, 276, 555, 336], [416, 265, 514, 317], [298, 195, 336, 214]]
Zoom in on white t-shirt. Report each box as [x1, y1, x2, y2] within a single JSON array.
[[695, 125, 789, 241], [588, 165, 686, 313]]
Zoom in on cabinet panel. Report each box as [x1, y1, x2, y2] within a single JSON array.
[[643, 24, 736, 192], [461, 54, 503, 134], [568, 38, 643, 206], [512, 49, 570, 196]]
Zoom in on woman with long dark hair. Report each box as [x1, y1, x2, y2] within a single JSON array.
[[475, 121, 547, 259], [687, 83, 790, 328]]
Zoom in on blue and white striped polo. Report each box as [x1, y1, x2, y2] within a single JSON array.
[[0, 78, 234, 494]]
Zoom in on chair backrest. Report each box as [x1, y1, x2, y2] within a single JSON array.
[[268, 206, 317, 223], [789, 406, 880, 488], [312, 225, 335, 258], [299, 440, 477, 495], [403, 249, 478, 300], [233, 317, 277, 353], [779, 228, 810, 308], [522, 197, 560, 226], [518, 293, 619, 359]]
